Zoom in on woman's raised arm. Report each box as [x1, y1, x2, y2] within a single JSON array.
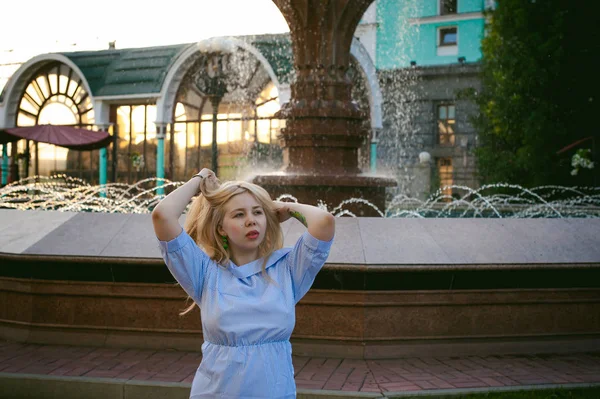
[[152, 169, 216, 241], [273, 201, 335, 242]]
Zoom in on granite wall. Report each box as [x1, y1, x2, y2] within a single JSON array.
[[1, 210, 599, 358]]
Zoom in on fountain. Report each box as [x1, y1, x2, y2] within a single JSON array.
[[252, 0, 396, 216], [1, 184, 599, 358], [375, 0, 424, 198], [1, 176, 599, 218], [0, 0, 599, 361]]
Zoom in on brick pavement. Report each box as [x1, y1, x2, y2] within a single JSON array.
[[1, 340, 599, 394]]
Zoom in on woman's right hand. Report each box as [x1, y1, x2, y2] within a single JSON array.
[[153, 170, 219, 241], [195, 168, 214, 179], [194, 168, 220, 194]]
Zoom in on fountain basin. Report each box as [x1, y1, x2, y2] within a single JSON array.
[[253, 173, 397, 217], [0, 210, 599, 358]]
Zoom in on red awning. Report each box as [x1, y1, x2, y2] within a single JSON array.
[[0, 124, 112, 151]]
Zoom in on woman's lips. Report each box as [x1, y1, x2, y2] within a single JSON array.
[[246, 231, 259, 239]]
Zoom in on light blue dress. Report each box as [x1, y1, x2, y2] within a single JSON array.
[[157, 227, 333, 399]]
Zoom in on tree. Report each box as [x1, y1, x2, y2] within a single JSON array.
[[472, 0, 598, 187]]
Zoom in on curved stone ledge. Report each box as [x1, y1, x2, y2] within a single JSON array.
[[2, 210, 599, 264], [1, 210, 599, 357], [2, 252, 600, 290], [1, 275, 599, 358], [3, 250, 600, 271]]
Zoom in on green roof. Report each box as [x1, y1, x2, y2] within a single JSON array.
[[60, 44, 194, 97], [57, 34, 294, 98], [241, 34, 294, 84]]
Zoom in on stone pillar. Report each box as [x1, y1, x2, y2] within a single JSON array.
[[254, 0, 395, 215], [1, 144, 8, 186], [96, 124, 110, 198], [10, 143, 18, 183], [272, 0, 373, 175], [155, 122, 167, 196], [99, 148, 107, 196], [93, 101, 111, 194]]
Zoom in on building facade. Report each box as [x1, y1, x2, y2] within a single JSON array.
[[364, 0, 488, 199], [0, 0, 489, 201]]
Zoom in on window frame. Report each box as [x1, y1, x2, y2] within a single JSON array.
[[439, 0, 458, 16], [437, 103, 456, 147], [437, 157, 454, 198], [436, 25, 458, 56], [438, 26, 458, 47]]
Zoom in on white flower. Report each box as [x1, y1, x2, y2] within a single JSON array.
[[570, 149, 594, 176]]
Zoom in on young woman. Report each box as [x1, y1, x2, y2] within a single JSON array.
[[152, 168, 335, 398]]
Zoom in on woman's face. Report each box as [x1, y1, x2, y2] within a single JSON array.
[[219, 192, 267, 256]]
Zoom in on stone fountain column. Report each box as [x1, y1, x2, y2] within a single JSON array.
[[254, 0, 395, 216]]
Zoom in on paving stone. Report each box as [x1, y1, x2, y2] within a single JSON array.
[[1, 339, 600, 394]]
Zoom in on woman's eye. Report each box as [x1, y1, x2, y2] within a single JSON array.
[[254, 210, 263, 215], [234, 213, 243, 218]]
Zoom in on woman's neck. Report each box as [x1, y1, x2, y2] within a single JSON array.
[[231, 250, 260, 267]]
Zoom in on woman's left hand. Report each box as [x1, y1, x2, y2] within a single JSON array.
[[273, 201, 292, 223]]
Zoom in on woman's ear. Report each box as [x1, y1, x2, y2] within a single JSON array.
[[217, 225, 226, 236]]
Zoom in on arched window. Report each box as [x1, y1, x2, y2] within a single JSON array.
[[170, 51, 284, 182], [17, 63, 94, 127], [15, 62, 95, 179]]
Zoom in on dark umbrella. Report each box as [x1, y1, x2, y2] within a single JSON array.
[[0, 124, 112, 150]]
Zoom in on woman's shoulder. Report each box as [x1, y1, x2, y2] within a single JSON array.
[[269, 247, 293, 266], [292, 230, 334, 251]]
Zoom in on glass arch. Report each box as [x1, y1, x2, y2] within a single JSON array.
[[170, 50, 285, 182], [17, 62, 94, 127], [14, 62, 96, 181]]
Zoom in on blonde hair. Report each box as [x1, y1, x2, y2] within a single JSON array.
[[180, 178, 283, 314]]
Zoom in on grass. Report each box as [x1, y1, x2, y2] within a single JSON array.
[[393, 386, 600, 399]]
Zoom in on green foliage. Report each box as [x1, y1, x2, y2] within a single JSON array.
[[472, 0, 598, 187], [395, 387, 600, 399]]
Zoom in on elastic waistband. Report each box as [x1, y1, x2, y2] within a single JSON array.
[[204, 339, 289, 348]]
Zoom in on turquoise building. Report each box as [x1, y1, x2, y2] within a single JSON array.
[[351, 0, 491, 197], [376, 0, 488, 69], [0, 0, 491, 198]]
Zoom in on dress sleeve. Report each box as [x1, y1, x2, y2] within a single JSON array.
[[156, 227, 209, 303], [286, 230, 333, 303]]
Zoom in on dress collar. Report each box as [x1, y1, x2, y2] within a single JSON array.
[[227, 248, 291, 279]]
